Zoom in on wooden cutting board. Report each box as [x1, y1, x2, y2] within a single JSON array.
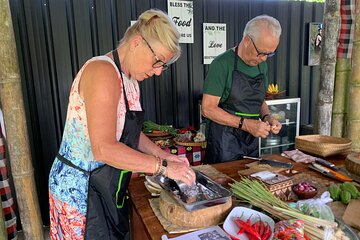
[[342, 199, 360, 230], [238, 162, 285, 176]]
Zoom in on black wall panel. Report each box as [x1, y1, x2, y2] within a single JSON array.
[[9, 0, 324, 225]]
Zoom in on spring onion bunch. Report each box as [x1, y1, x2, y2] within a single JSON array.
[[143, 120, 178, 136]]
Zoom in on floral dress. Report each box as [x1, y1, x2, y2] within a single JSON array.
[[48, 56, 141, 240]]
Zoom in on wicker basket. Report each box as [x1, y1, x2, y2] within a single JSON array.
[[345, 153, 360, 176], [295, 135, 352, 157]]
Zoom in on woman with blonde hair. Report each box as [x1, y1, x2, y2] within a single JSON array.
[[49, 9, 195, 240]]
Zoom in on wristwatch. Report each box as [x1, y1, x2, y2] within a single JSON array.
[[238, 116, 244, 129], [158, 159, 168, 176]]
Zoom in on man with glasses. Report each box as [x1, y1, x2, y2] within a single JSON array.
[[202, 15, 282, 163]]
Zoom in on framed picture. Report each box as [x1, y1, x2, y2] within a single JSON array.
[[308, 22, 323, 66]]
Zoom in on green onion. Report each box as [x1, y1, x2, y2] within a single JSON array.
[[142, 120, 178, 136]]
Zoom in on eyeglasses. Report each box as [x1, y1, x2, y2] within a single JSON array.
[[142, 36, 169, 70], [248, 35, 276, 58]]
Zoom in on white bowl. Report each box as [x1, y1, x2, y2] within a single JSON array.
[[223, 206, 275, 240]]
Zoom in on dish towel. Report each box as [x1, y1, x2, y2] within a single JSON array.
[[282, 149, 316, 163]]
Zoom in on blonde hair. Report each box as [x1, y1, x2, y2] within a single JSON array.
[[120, 9, 181, 63], [243, 15, 282, 41]]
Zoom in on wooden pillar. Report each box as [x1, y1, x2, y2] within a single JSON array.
[[315, 0, 341, 135], [0, 0, 44, 239], [346, 0, 360, 152]]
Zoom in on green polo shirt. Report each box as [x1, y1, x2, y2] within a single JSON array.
[[203, 49, 268, 103]]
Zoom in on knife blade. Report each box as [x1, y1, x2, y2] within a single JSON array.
[[314, 158, 340, 171], [243, 156, 293, 169], [314, 158, 352, 177], [310, 163, 353, 182]]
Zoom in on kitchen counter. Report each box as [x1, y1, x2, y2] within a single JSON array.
[[128, 154, 347, 240]]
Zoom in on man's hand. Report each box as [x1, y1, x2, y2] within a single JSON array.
[[268, 118, 282, 134], [262, 115, 282, 134], [242, 119, 271, 138]]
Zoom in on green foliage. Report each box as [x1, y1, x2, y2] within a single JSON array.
[[142, 120, 178, 136]]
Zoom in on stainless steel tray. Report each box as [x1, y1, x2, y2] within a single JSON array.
[[153, 170, 232, 212]]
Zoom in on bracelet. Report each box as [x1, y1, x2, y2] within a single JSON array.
[[238, 116, 244, 129], [261, 114, 270, 121], [154, 156, 161, 175]]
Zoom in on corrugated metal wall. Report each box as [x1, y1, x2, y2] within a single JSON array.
[[9, 0, 323, 225]]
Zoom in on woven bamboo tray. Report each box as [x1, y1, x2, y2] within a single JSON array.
[[295, 135, 352, 157], [173, 138, 207, 148]]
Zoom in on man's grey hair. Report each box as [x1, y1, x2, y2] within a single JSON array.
[[242, 15, 282, 41]]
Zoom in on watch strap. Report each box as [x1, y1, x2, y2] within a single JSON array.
[[157, 159, 167, 176], [238, 116, 244, 129]]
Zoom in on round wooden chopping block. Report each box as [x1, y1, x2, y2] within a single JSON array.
[[159, 190, 232, 228], [345, 153, 360, 175]]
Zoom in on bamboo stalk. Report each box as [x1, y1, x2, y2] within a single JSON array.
[[0, 0, 44, 239], [346, 0, 360, 151], [332, 59, 351, 137]]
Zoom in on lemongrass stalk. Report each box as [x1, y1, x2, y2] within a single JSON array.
[[230, 179, 292, 210], [273, 206, 337, 228]]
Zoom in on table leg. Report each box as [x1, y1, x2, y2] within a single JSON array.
[[129, 201, 151, 240]]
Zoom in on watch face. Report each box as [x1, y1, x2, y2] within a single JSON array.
[[162, 159, 167, 167]]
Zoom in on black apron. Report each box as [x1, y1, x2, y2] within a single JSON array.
[[204, 45, 265, 163], [57, 49, 144, 240]]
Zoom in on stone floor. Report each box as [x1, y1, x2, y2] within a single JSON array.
[[17, 227, 50, 240]]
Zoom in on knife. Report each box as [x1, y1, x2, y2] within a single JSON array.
[[243, 156, 293, 169], [309, 163, 353, 182], [314, 158, 352, 177]]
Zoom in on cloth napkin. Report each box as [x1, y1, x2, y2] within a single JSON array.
[[281, 149, 316, 163]]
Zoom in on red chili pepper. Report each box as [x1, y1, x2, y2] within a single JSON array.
[[234, 218, 245, 235], [233, 217, 261, 240], [304, 233, 311, 240], [252, 221, 259, 234], [248, 235, 259, 240], [258, 220, 265, 237], [246, 214, 253, 225], [235, 218, 247, 235], [261, 223, 272, 240], [177, 128, 188, 134]]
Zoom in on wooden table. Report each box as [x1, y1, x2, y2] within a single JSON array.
[[128, 154, 346, 240]]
